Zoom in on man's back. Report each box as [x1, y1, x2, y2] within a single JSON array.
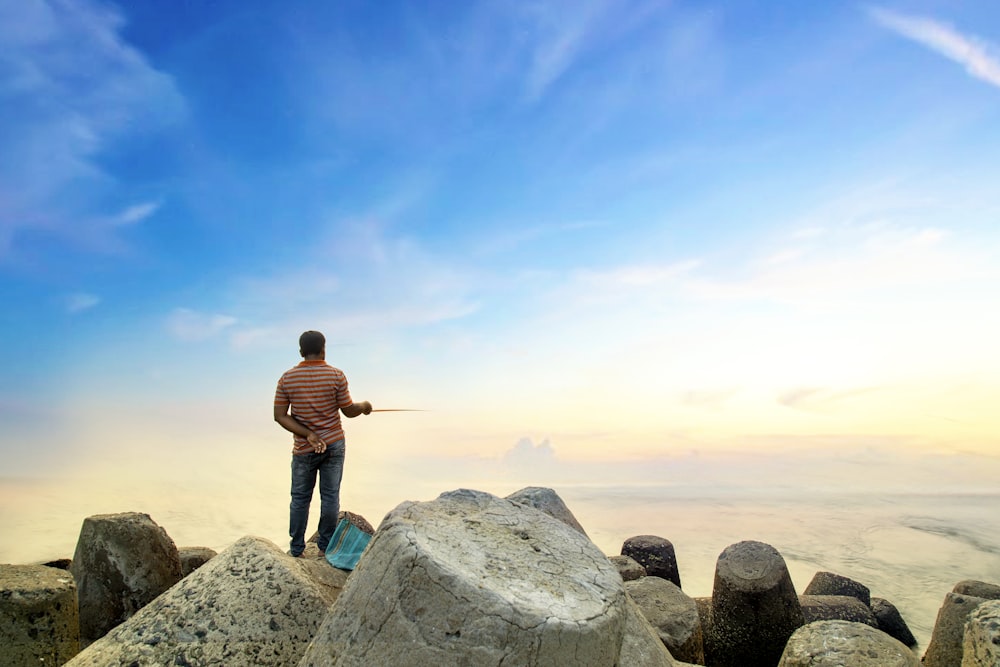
[[275, 360, 352, 453]]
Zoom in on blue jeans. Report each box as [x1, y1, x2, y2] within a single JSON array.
[[289, 440, 345, 556]]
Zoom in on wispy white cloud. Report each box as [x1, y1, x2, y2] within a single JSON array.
[[515, 0, 673, 103], [219, 222, 481, 348], [0, 0, 183, 256], [66, 292, 100, 314], [166, 308, 237, 342], [521, 1, 607, 102], [869, 6, 1000, 89], [113, 201, 161, 227]]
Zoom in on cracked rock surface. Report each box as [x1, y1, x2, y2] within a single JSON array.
[[65, 536, 347, 666], [300, 488, 673, 666], [505, 486, 589, 537]]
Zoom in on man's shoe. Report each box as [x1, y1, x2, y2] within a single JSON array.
[[287, 550, 304, 558]]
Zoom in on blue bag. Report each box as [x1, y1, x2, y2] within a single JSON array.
[[325, 519, 372, 571]]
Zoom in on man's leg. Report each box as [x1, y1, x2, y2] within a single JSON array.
[[289, 454, 319, 556], [315, 440, 346, 552]]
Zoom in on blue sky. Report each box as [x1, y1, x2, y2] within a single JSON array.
[[2, 0, 999, 480]]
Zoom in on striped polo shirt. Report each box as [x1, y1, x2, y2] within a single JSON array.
[[274, 360, 354, 455]]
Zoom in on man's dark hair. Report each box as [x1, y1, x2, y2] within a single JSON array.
[[299, 330, 326, 357]]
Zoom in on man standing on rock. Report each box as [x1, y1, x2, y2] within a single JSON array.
[[274, 330, 372, 557]]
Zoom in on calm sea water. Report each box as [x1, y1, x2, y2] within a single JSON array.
[[3, 451, 999, 653]]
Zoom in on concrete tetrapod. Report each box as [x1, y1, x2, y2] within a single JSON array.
[[66, 536, 348, 666], [778, 620, 919, 667], [69, 512, 183, 646], [798, 594, 878, 626], [299, 488, 674, 666], [704, 540, 804, 667], [610, 554, 646, 582], [923, 592, 988, 667], [0, 564, 80, 666], [625, 576, 704, 664], [802, 571, 871, 607], [962, 600, 1000, 667], [622, 535, 682, 588], [871, 597, 917, 647], [506, 486, 589, 536]]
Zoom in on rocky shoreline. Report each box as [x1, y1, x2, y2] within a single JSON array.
[[2, 486, 998, 666]]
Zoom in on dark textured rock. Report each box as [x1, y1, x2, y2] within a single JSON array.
[[963, 599, 1000, 667], [622, 535, 681, 588], [610, 555, 646, 581], [626, 576, 705, 664], [64, 536, 347, 666], [923, 592, 987, 667], [69, 512, 183, 646], [505, 486, 588, 536], [178, 546, 217, 576], [872, 597, 917, 647], [779, 620, 919, 666], [799, 594, 878, 626], [953, 579, 1000, 600], [299, 489, 673, 666], [0, 564, 80, 666], [41, 558, 72, 570], [803, 571, 871, 607], [705, 540, 804, 667], [694, 596, 712, 629]]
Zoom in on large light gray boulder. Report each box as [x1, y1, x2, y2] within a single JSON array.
[[923, 592, 987, 667], [962, 600, 1000, 667], [300, 488, 672, 666], [778, 620, 919, 666], [0, 564, 80, 666], [705, 540, 804, 667], [799, 594, 878, 626], [65, 536, 347, 666], [505, 486, 588, 536], [626, 576, 704, 664], [70, 512, 183, 645]]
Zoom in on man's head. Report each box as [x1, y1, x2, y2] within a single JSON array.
[[299, 330, 326, 358]]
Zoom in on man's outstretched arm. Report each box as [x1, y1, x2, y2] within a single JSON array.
[[341, 401, 373, 418]]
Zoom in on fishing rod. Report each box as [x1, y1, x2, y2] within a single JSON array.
[[370, 409, 425, 412]]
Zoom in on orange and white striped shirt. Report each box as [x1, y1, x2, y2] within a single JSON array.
[[274, 360, 354, 455]]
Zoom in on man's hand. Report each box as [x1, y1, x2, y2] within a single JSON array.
[[342, 401, 373, 418], [307, 432, 326, 453]]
